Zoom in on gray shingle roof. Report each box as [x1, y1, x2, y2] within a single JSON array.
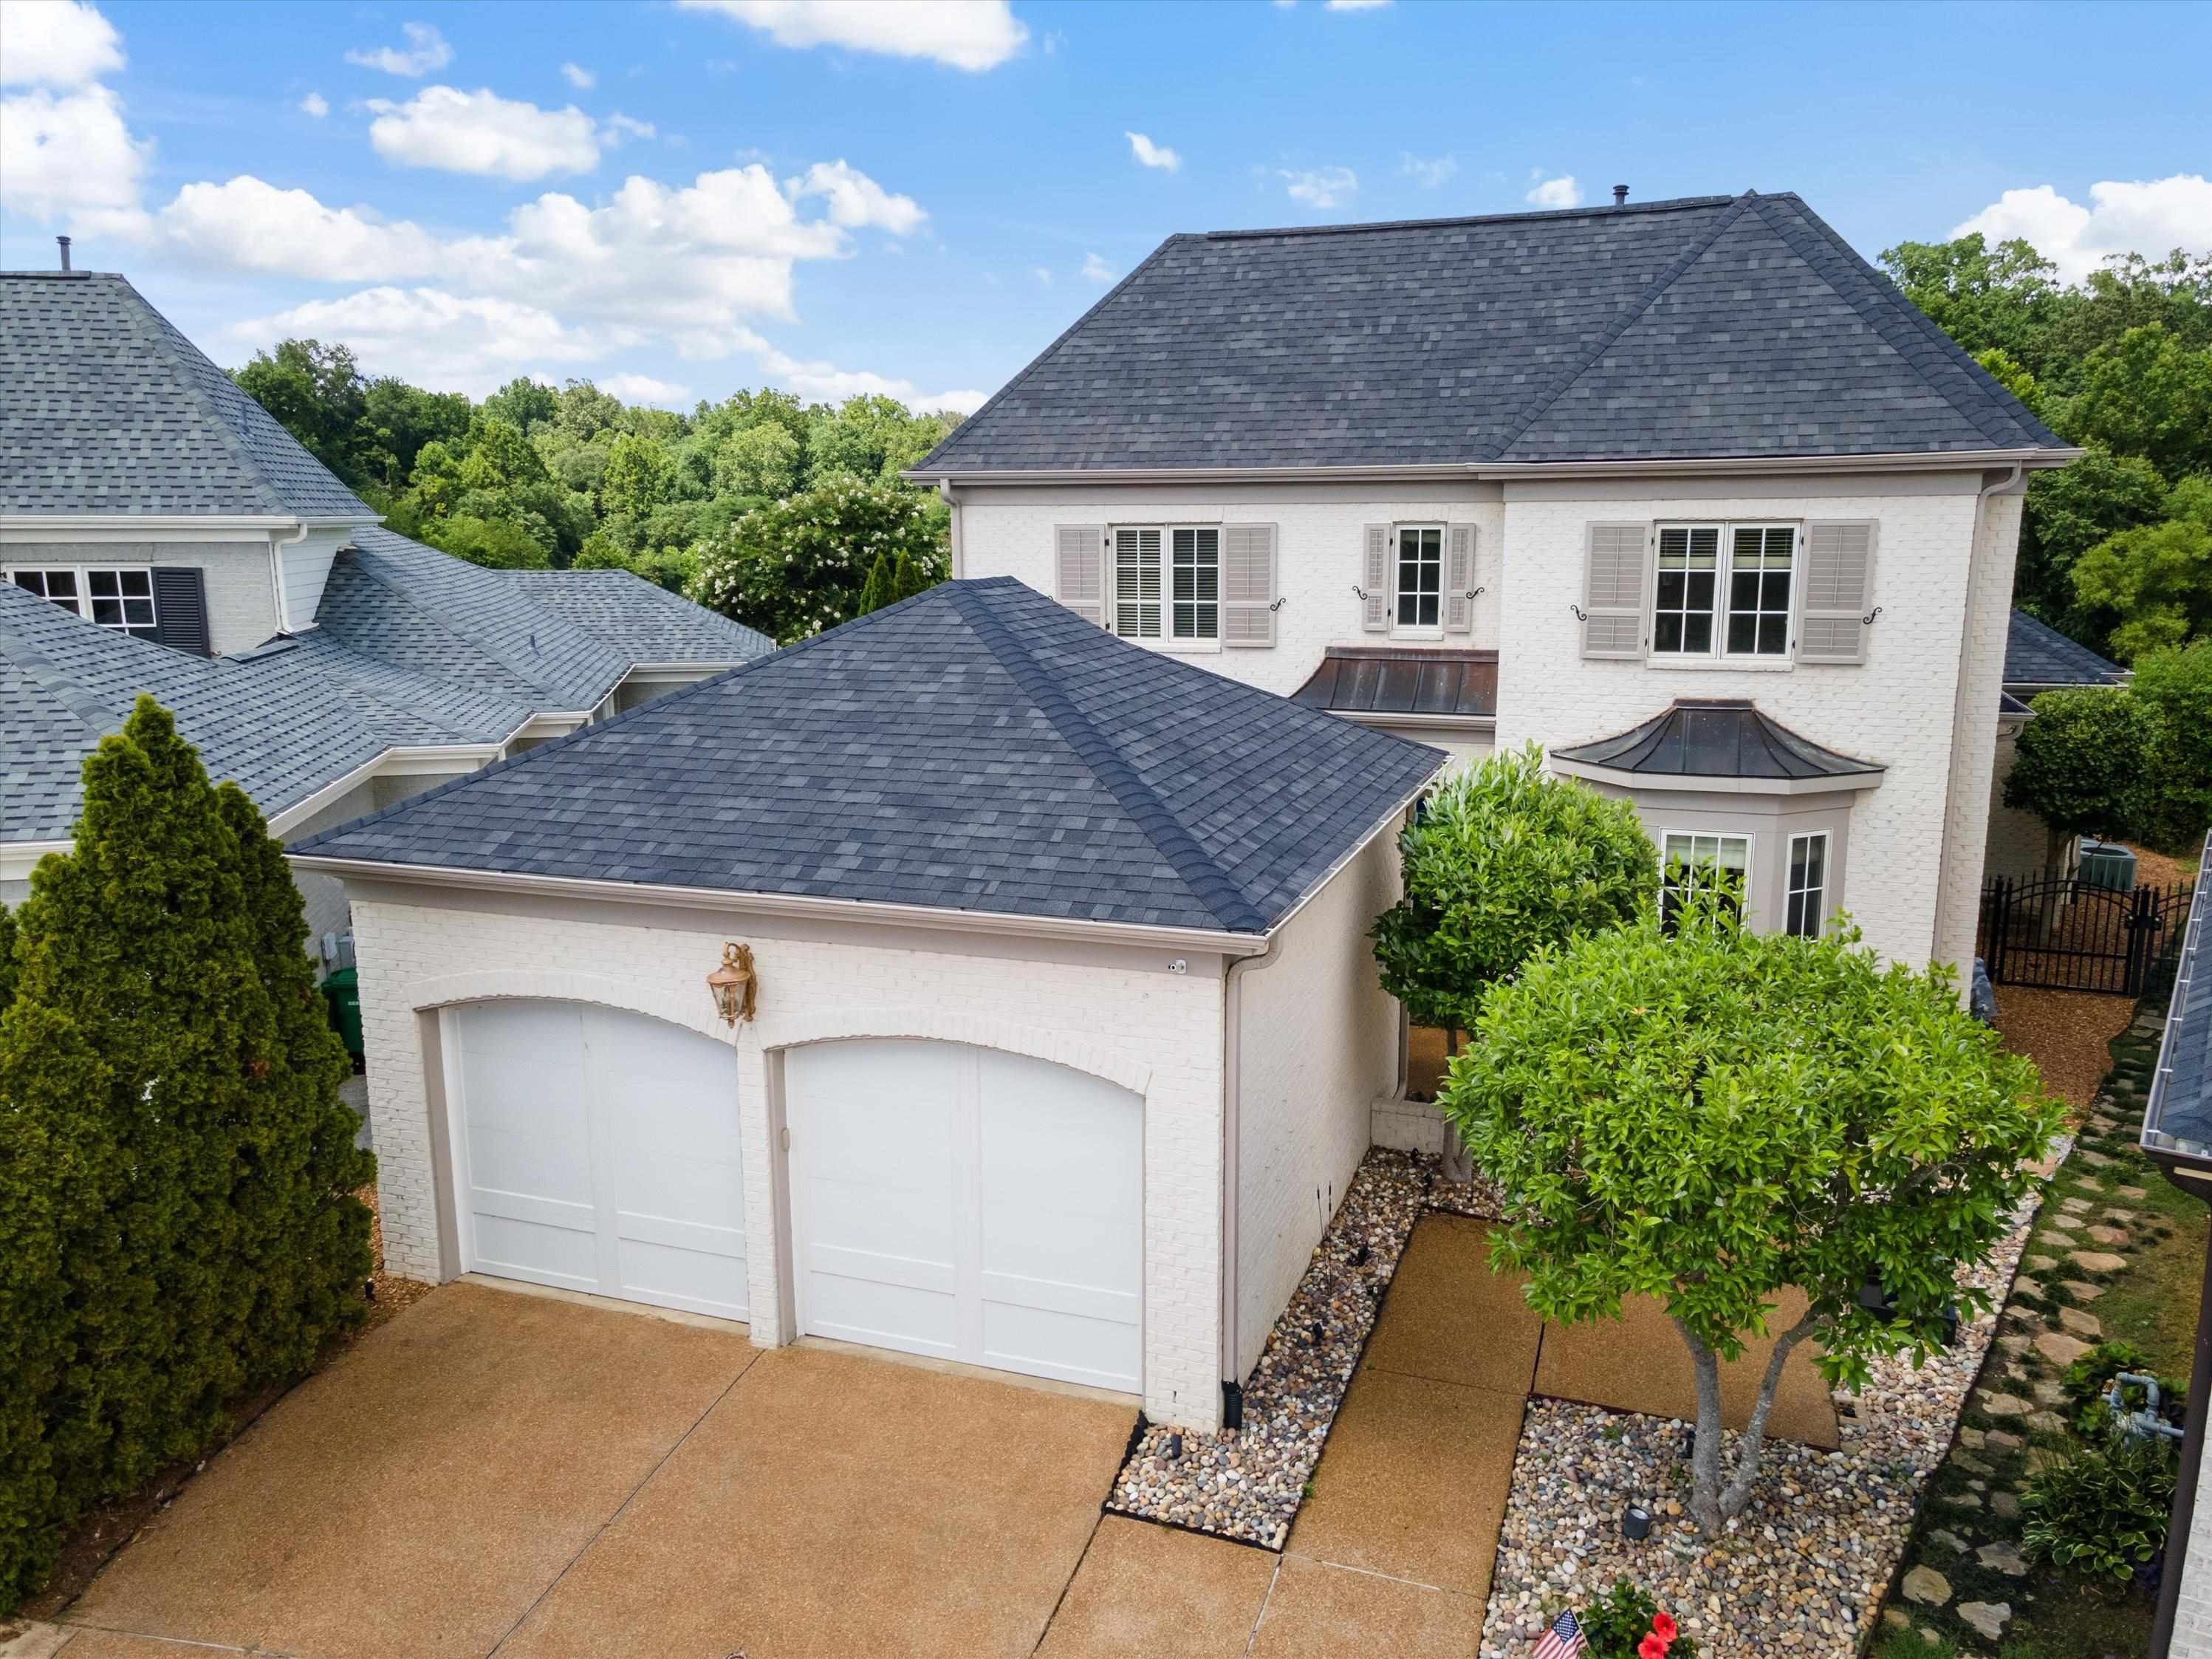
[[1554, 699, 1885, 782], [292, 577, 1448, 935], [4, 530, 775, 844], [916, 193, 2069, 473], [0, 271, 374, 518], [2143, 832, 2212, 1159], [2004, 609, 2124, 689]]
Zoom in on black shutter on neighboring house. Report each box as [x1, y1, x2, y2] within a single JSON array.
[[150, 567, 211, 657]]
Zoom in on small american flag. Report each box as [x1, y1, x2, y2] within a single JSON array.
[[1532, 1610, 1587, 1659]]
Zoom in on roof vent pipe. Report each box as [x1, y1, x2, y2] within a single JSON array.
[[1612, 185, 1629, 208], [57, 235, 71, 272]]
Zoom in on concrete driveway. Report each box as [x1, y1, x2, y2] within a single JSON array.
[[44, 1283, 1135, 1659]]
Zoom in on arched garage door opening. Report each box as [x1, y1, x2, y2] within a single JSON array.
[[442, 1000, 747, 1321], [784, 1039, 1143, 1395]]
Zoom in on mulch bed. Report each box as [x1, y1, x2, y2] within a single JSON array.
[[1993, 986, 2137, 1115]]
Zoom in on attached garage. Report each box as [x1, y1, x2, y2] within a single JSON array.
[[294, 578, 1442, 1431], [787, 1039, 1143, 1392]]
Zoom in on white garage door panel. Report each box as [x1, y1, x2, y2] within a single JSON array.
[[447, 1001, 747, 1321], [788, 1039, 1142, 1394]]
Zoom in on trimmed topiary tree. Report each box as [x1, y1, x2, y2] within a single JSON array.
[[1441, 902, 2062, 1538], [0, 698, 372, 1610], [1369, 743, 1657, 1041], [2002, 685, 2152, 875]]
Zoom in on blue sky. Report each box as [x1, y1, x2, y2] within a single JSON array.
[[3, 0, 2207, 413]]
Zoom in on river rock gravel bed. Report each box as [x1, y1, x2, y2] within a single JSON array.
[[1105, 1146, 1499, 1546], [1474, 1194, 2042, 1659]]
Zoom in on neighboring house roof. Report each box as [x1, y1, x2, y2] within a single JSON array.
[[1553, 699, 1886, 783], [0, 270, 375, 519], [2, 533, 774, 846], [292, 577, 1448, 936], [1291, 647, 1498, 722], [915, 192, 2069, 475], [2004, 609, 2126, 690], [2143, 832, 2212, 1160]]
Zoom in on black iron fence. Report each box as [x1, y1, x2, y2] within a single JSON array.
[[1978, 866, 2196, 997]]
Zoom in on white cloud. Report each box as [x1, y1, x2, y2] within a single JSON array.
[[148, 176, 445, 278], [1401, 152, 1456, 189], [1324, 0, 1391, 9], [1126, 131, 1179, 173], [0, 82, 147, 223], [1950, 174, 2212, 285], [230, 286, 616, 395], [367, 86, 603, 182], [346, 21, 453, 78], [1081, 252, 1113, 283], [784, 158, 925, 233], [561, 61, 597, 90], [599, 370, 693, 404], [601, 112, 655, 146], [298, 91, 329, 118], [676, 0, 1027, 72], [1030, 265, 1052, 286], [1281, 165, 1357, 210], [1525, 173, 1581, 209], [750, 338, 985, 412], [0, 0, 123, 89]]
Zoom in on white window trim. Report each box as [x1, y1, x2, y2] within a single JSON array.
[[1389, 521, 1446, 640], [1660, 830, 1754, 920], [1109, 523, 1224, 653], [1646, 521, 1802, 669], [7, 561, 160, 638], [1785, 830, 1831, 940]]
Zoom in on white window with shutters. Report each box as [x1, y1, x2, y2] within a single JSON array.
[[1650, 522, 1799, 661], [1580, 517, 1876, 668], [1107, 525, 1221, 646], [1369, 522, 1477, 640], [7, 565, 159, 639]]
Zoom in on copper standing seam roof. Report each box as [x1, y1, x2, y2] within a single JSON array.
[[1552, 699, 1884, 781], [1290, 647, 1499, 722]]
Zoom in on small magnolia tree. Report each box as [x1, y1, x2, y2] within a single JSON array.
[[690, 476, 946, 643], [1442, 903, 2061, 1537], [1370, 744, 1656, 1039]]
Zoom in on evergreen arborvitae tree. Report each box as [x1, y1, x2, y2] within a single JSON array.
[[0, 699, 371, 1609], [890, 549, 927, 603], [0, 903, 16, 1015], [857, 550, 893, 616]]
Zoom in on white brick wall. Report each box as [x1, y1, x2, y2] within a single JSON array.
[[1231, 830, 1403, 1376], [4, 538, 280, 657], [962, 473, 2007, 969], [347, 890, 1233, 1430]]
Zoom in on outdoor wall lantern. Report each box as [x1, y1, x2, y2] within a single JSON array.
[[708, 942, 758, 1026]]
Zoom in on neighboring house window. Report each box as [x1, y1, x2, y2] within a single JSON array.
[[1395, 524, 1443, 632], [1785, 832, 1829, 938], [1113, 527, 1218, 642], [9, 567, 159, 640], [1651, 524, 1797, 659], [1660, 831, 1750, 924]]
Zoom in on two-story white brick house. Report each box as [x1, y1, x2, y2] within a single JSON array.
[[909, 190, 2078, 974]]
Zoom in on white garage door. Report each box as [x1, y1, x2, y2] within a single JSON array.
[[787, 1040, 1143, 1394], [444, 1001, 748, 1321]]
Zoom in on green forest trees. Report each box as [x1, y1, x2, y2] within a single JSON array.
[[0, 699, 372, 1608]]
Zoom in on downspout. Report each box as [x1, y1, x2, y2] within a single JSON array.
[[938, 478, 963, 580], [1219, 941, 1283, 1427], [1931, 463, 2026, 969], [268, 521, 310, 636]]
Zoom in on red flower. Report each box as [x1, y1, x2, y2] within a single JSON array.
[[1639, 1638, 1668, 1659], [1652, 1612, 1679, 1642]]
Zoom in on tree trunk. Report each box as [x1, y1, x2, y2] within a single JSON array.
[[1719, 1313, 1822, 1521], [1671, 1316, 1728, 1537], [1440, 1029, 1473, 1183], [2038, 826, 2067, 944]]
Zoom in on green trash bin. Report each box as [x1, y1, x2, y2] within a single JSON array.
[[2078, 839, 2137, 892], [321, 967, 364, 1068]]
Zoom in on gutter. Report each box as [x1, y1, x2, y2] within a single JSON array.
[[0, 513, 383, 534], [902, 448, 2082, 489]]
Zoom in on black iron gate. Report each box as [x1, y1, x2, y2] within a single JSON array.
[[1978, 872, 2195, 996]]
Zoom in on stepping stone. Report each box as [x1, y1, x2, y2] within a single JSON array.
[[2041, 1232, 2080, 1251], [2035, 1330, 2094, 1366], [2072, 1251, 2127, 1273], [1928, 1529, 1970, 1553], [1941, 1491, 1984, 1510], [2028, 1411, 2071, 1434], [2078, 1150, 2114, 1167], [1959, 1602, 2013, 1641], [2075, 1177, 2104, 1192], [1952, 1449, 1995, 1475], [2086, 1225, 2131, 1246], [2060, 1197, 2090, 1212], [2026, 1255, 2058, 1272], [1903, 1565, 1953, 1606], [2013, 1278, 2045, 1299], [2033, 1379, 2068, 1405], [1883, 1608, 1911, 1633], [1981, 1393, 2032, 1418], [1997, 1333, 2034, 1354], [2104, 1208, 2140, 1223], [1956, 1428, 1985, 1450], [1978, 1540, 2030, 1577], [2059, 1307, 2103, 1338], [1985, 1430, 2023, 1452], [2117, 1186, 2148, 1200], [2064, 1280, 2107, 1301], [1991, 1491, 2021, 1519]]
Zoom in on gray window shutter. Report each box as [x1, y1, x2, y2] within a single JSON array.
[[1222, 522, 1277, 648], [1581, 522, 1648, 659], [1361, 524, 1390, 633], [1054, 524, 1106, 627], [1444, 524, 1476, 634], [151, 567, 211, 657], [1799, 521, 1877, 664]]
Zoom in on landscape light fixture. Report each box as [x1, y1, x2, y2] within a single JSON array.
[[1621, 1503, 1653, 1541], [708, 942, 758, 1026]]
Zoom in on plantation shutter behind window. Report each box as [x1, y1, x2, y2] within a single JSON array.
[[1798, 521, 1877, 664], [1444, 524, 1476, 634], [150, 567, 211, 657], [1581, 522, 1649, 659], [1222, 522, 1278, 648], [1361, 524, 1390, 632], [1054, 524, 1106, 627]]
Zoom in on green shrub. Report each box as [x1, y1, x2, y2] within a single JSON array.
[[0, 699, 373, 1610], [1575, 1578, 1700, 1658], [2060, 1340, 2185, 1437], [2023, 1438, 2177, 1581]]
